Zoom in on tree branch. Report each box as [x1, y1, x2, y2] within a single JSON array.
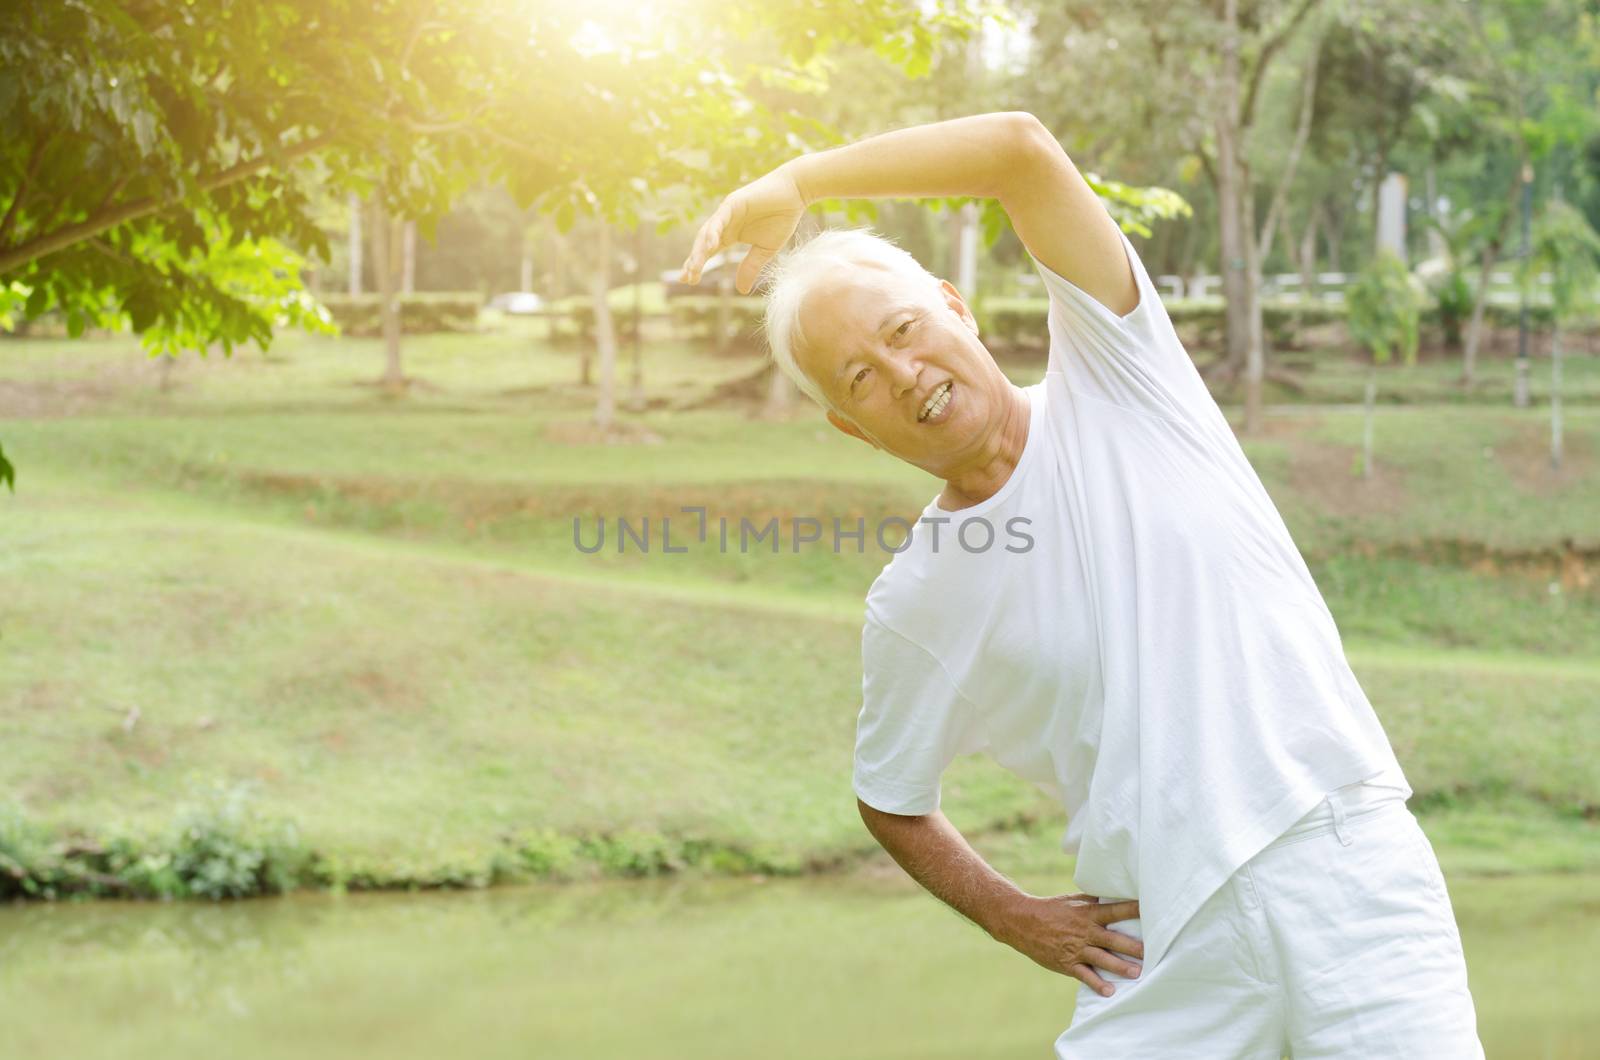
[[1257, 27, 1323, 263], [94, 173, 133, 216], [399, 98, 493, 136], [1239, 0, 1320, 133], [0, 130, 55, 247], [0, 132, 336, 276], [1197, 145, 1218, 193]]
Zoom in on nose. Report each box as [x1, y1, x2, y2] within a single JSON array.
[[888, 352, 921, 398]]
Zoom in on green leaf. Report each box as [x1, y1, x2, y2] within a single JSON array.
[[0, 440, 14, 493]]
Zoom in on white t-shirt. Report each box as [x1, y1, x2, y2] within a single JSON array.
[[852, 226, 1412, 973]]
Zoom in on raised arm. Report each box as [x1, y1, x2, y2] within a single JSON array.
[[858, 798, 1144, 996], [678, 111, 1136, 317]]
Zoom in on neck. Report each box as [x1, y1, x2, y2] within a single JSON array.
[[935, 384, 1031, 512]]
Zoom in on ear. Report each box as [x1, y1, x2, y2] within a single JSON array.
[[827, 408, 880, 449], [938, 278, 979, 335]]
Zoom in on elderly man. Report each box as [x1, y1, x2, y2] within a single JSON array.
[[679, 112, 1483, 1058]]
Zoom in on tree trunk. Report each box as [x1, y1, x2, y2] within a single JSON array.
[[630, 224, 645, 411], [1243, 180, 1265, 433], [372, 199, 404, 393], [1550, 324, 1563, 470], [945, 205, 964, 283], [1513, 163, 1534, 410], [591, 222, 617, 430], [715, 273, 734, 354], [1209, 0, 1260, 432], [1462, 174, 1523, 384], [401, 220, 416, 295], [1362, 365, 1377, 479], [1460, 240, 1499, 385], [347, 192, 363, 296], [1297, 205, 1320, 309], [1423, 163, 1447, 259], [957, 201, 979, 299], [764, 361, 797, 417], [1324, 199, 1345, 273]]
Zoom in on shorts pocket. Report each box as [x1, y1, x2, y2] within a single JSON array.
[[1400, 813, 1449, 903], [1397, 812, 1469, 959]]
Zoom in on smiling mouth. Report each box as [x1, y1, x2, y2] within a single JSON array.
[[919, 381, 953, 423]]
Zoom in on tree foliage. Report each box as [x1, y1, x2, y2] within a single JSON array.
[[1520, 199, 1600, 327], [1346, 249, 1424, 366], [0, 0, 988, 487], [0, 1, 980, 339]]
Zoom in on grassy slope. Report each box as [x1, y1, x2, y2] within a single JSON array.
[[2, 332, 1597, 887]]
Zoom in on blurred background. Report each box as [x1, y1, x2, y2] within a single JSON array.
[[1, 1, 1597, 1057]]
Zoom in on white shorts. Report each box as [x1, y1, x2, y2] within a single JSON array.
[[1056, 781, 1485, 1059]]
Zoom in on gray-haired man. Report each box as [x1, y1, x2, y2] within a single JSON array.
[[680, 112, 1482, 1058]]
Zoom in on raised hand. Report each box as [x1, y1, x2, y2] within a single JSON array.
[[678, 164, 809, 294]]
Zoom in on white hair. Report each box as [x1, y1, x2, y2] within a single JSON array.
[[760, 227, 942, 412]]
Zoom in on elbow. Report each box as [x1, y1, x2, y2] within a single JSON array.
[[857, 796, 891, 827], [1000, 111, 1055, 156], [995, 111, 1065, 191]]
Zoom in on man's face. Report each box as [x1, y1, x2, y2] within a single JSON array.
[[794, 260, 1011, 478]]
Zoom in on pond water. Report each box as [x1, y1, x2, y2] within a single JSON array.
[[1, 871, 1594, 1059]]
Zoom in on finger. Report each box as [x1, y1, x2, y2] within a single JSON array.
[[1071, 963, 1114, 998], [1083, 945, 1141, 979], [1091, 900, 1140, 925], [681, 209, 726, 284], [1093, 927, 1145, 961], [691, 209, 732, 283], [736, 246, 773, 295]]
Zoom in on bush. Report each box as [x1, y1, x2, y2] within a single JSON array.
[[666, 295, 765, 345], [1426, 269, 1476, 348], [0, 784, 312, 900], [568, 302, 647, 343], [976, 295, 1346, 351], [318, 292, 484, 336], [1346, 251, 1425, 366]]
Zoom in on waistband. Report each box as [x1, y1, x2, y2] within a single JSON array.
[[1266, 778, 1410, 850]]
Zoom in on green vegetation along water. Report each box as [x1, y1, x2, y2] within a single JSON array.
[[1, 871, 1595, 1059]]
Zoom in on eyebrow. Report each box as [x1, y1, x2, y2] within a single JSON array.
[[834, 308, 914, 392]]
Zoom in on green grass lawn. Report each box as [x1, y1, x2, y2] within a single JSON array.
[[2, 330, 1597, 894]]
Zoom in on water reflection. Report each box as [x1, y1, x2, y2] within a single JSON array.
[[1, 872, 1594, 1058]]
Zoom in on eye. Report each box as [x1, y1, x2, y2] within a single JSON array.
[[894, 319, 913, 339], [852, 367, 870, 387]]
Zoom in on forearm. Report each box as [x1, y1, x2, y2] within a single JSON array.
[[786, 112, 1042, 207], [859, 801, 1028, 943]]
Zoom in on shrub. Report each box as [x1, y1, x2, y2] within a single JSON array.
[[1345, 251, 1425, 366], [975, 296, 1346, 352], [1427, 269, 1476, 348], [318, 292, 484, 336], [665, 296, 765, 345]]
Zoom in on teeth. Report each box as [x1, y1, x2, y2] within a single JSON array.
[[920, 382, 952, 422]]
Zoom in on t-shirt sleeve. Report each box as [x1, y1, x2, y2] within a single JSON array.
[[1032, 225, 1216, 426], [853, 616, 988, 816]]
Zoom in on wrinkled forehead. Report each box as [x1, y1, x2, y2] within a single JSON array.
[[794, 261, 936, 379]]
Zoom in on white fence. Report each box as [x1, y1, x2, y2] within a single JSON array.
[[1017, 271, 1558, 305]]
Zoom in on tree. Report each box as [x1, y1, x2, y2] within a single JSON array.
[[1430, 0, 1600, 388], [1345, 250, 1425, 478], [1009, 0, 1333, 434], [0, 0, 986, 482], [1518, 199, 1600, 469]]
